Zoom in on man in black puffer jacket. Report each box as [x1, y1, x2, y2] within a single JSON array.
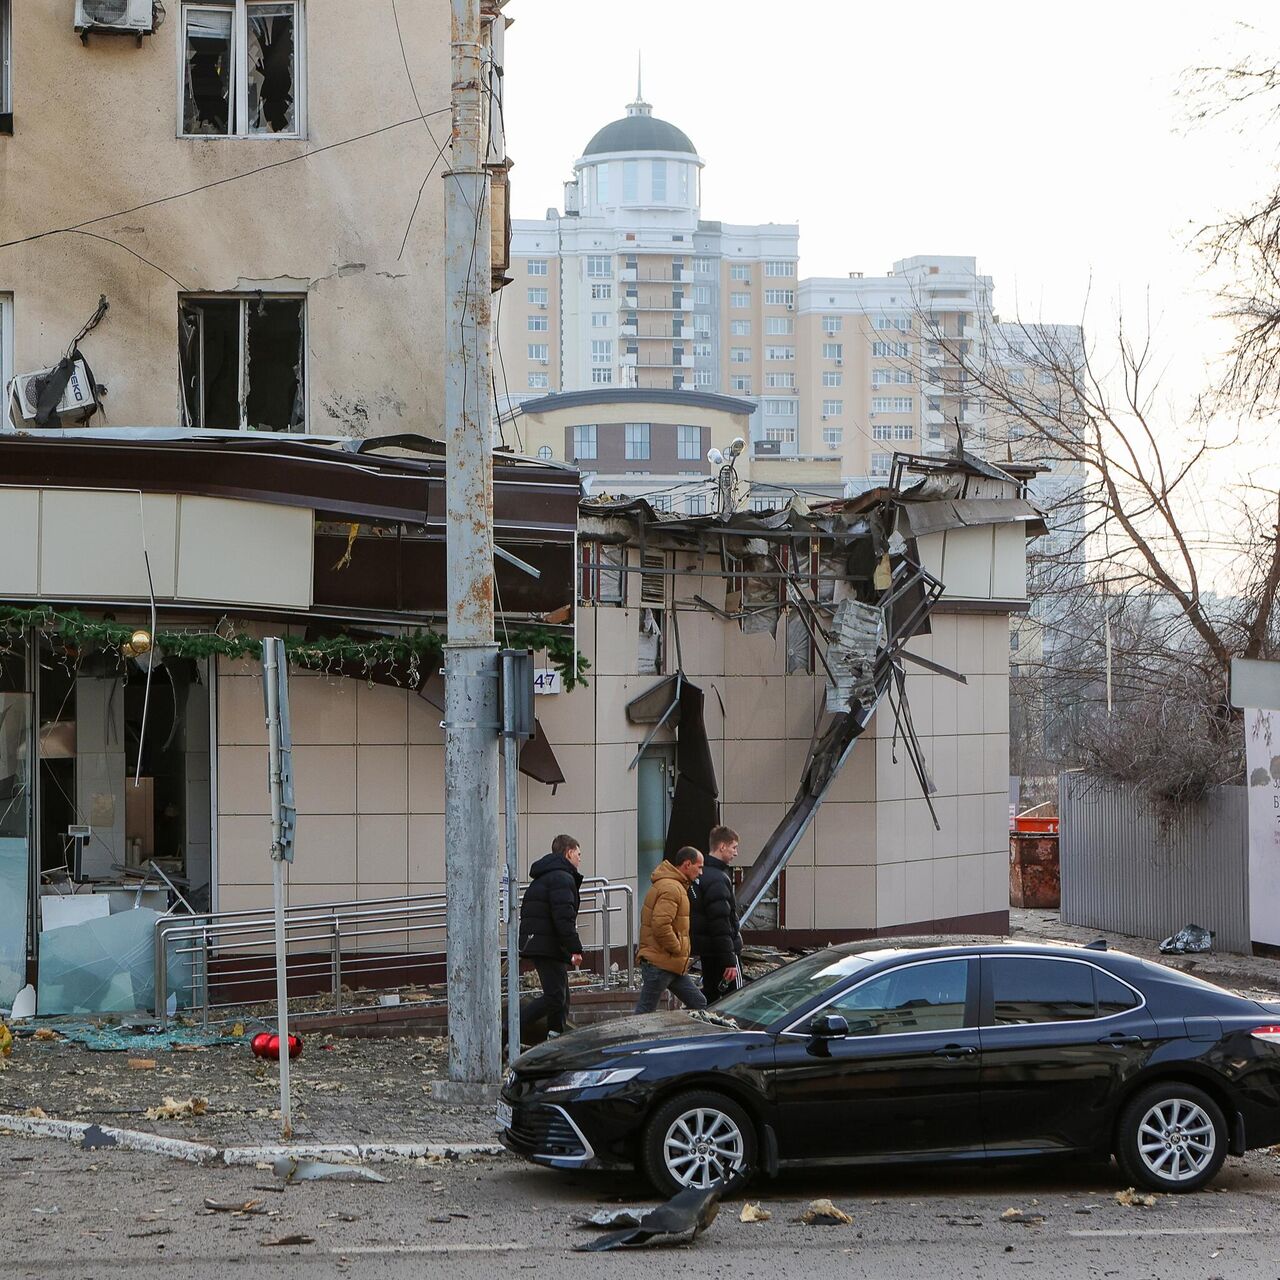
[[690, 825, 743, 1004], [518, 834, 584, 1040]]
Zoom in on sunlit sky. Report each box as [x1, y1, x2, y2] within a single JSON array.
[[502, 1, 1278, 561]]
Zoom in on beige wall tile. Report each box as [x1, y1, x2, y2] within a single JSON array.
[[814, 802, 876, 866], [527, 743, 596, 814], [287, 881, 355, 908], [903, 858, 933, 925], [876, 860, 907, 929], [956, 853, 990, 917], [933, 673, 959, 737], [218, 745, 271, 816], [984, 674, 1010, 735], [955, 734, 986, 796], [357, 745, 409, 815], [875, 800, 906, 863], [292, 745, 357, 816], [723, 739, 788, 805], [574, 610, 598, 675], [594, 607, 641, 677], [289, 675, 358, 745], [782, 866, 815, 930], [983, 735, 1009, 794], [593, 676, 657, 745], [524, 814, 593, 879], [725, 802, 790, 868], [955, 615, 986, 678], [814, 866, 875, 930], [984, 615, 1012, 674], [904, 797, 939, 859], [590, 810, 635, 884], [932, 855, 960, 922], [724, 675, 785, 741], [725, 624, 784, 678], [930, 796, 959, 859], [784, 675, 821, 742], [902, 673, 934, 736], [408, 814, 446, 882], [874, 736, 907, 802], [593, 744, 637, 814], [956, 794, 986, 856], [983, 849, 1010, 912], [929, 615, 958, 672], [218, 674, 267, 746], [215, 883, 273, 916], [926, 735, 957, 798], [357, 683, 409, 746], [677, 615, 726, 678], [217, 814, 273, 884], [956, 671, 983, 729], [533, 684, 595, 747], [408, 744, 446, 813], [357, 814, 409, 885], [983, 793, 1010, 855], [289, 814, 357, 884], [822, 735, 875, 804]]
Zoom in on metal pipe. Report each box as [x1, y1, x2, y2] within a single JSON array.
[[444, 0, 501, 1090]]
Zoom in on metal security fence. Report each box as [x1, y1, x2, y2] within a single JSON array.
[[155, 878, 635, 1026], [1058, 772, 1250, 954]]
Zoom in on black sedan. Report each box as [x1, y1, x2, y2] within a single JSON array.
[[498, 942, 1280, 1195]]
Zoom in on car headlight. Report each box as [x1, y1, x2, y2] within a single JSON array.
[[543, 1067, 643, 1092]]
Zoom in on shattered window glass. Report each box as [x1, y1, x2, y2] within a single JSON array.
[[247, 2, 297, 135], [179, 295, 305, 431], [183, 7, 233, 135]]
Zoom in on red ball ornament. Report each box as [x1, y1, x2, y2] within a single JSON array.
[[265, 1033, 303, 1060], [250, 1032, 272, 1058]]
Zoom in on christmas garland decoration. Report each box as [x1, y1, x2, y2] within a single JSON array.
[[0, 606, 589, 690]]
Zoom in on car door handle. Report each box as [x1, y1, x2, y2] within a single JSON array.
[[1097, 1032, 1143, 1045], [932, 1044, 978, 1059]]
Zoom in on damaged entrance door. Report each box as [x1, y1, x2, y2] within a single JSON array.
[[637, 748, 674, 902], [180, 295, 306, 431]]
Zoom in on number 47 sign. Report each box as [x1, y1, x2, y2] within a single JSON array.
[[533, 669, 562, 695]]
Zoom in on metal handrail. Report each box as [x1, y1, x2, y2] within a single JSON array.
[[155, 878, 635, 1026]]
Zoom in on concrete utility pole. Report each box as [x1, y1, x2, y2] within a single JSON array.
[[442, 0, 500, 1091]]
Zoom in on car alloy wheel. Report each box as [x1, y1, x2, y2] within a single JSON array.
[[662, 1105, 746, 1189], [1136, 1097, 1216, 1183]]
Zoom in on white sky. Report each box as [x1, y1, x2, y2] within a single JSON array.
[[503, 0, 1275, 406], [502, 1, 1279, 573]]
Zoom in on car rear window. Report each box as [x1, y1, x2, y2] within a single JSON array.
[[1095, 968, 1140, 1015], [990, 957, 1095, 1024]]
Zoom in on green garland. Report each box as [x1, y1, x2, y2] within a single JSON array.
[[0, 606, 589, 690]]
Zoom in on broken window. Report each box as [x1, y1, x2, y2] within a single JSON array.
[[182, 1, 303, 138], [579, 543, 625, 606], [638, 608, 664, 676], [179, 294, 305, 431]]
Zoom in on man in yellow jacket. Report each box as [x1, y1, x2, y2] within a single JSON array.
[[634, 846, 709, 1014]]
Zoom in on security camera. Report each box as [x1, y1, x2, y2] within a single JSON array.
[[707, 448, 725, 467]]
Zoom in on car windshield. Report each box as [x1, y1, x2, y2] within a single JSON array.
[[714, 950, 874, 1029]]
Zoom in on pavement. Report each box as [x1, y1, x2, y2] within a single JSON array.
[[5, 1133, 1280, 1278]]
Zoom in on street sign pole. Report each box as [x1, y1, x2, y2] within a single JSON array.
[[262, 637, 296, 1138], [500, 649, 534, 1066]]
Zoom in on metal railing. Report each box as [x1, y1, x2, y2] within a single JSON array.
[[155, 878, 635, 1027]]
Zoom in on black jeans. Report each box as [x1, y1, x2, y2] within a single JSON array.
[[520, 958, 570, 1035], [699, 956, 739, 1005]]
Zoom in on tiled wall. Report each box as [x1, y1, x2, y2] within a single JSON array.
[[214, 577, 1015, 936]]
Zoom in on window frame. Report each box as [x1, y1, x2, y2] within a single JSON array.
[[676, 424, 701, 460], [178, 0, 307, 140], [571, 423, 597, 460], [528, 259, 549, 277], [624, 421, 651, 460], [179, 291, 308, 431], [980, 955, 1146, 1029], [0, 293, 12, 403]]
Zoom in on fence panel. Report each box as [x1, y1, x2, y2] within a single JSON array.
[[1059, 773, 1250, 954]]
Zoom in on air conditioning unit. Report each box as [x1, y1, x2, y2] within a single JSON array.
[[835, 358, 844, 366], [75, 0, 154, 33], [786, 303, 794, 311], [538, 358, 549, 365], [10, 360, 97, 421]]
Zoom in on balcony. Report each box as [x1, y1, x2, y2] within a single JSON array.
[[619, 268, 637, 282], [924, 294, 977, 313], [620, 323, 637, 337]]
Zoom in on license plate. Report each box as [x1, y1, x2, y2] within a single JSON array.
[[496, 1100, 513, 1130]]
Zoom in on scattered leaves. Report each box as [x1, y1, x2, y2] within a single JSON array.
[[145, 1096, 208, 1120], [33, 1028, 60, 1042], [1115, 1188, 1157, 1208], [799, 1198, 852, 1226]]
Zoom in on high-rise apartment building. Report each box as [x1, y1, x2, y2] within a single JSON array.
[[499, 91, 1078, 507]]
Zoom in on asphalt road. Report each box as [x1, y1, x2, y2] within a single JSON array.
[[6, 1135, 1280, 1278]]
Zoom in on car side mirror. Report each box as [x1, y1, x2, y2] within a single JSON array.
[[809, 1013, 849, 1040]]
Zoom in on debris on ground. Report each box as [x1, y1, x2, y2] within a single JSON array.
[[798, 1198, 853, 1226], [127, 1058, 156, 1071], [82, 1123, 118, 1149], [263, 1234, 315, 1247], [1115, 1188, 1158, 1208], [145, 1096, 208, 1120], [575, 1187, 721, 1251], [32, 1028, 59, 1042], [739, 1202, 771, 1223], [571, 1208, 650, 1229], [37, 1023, 221, 1052], [274, 1156, 387, 1184], [0, 1022, 11, 1060], [1159, 924, 1214, 955], [22, 1106, 48, 1119], [999, 1208, 1045, 1225], [205, 1199, 271, 1216]]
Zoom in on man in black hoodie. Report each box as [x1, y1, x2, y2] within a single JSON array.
[[518, 833, 584, 1041], [691, 825, 743, 1003]]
